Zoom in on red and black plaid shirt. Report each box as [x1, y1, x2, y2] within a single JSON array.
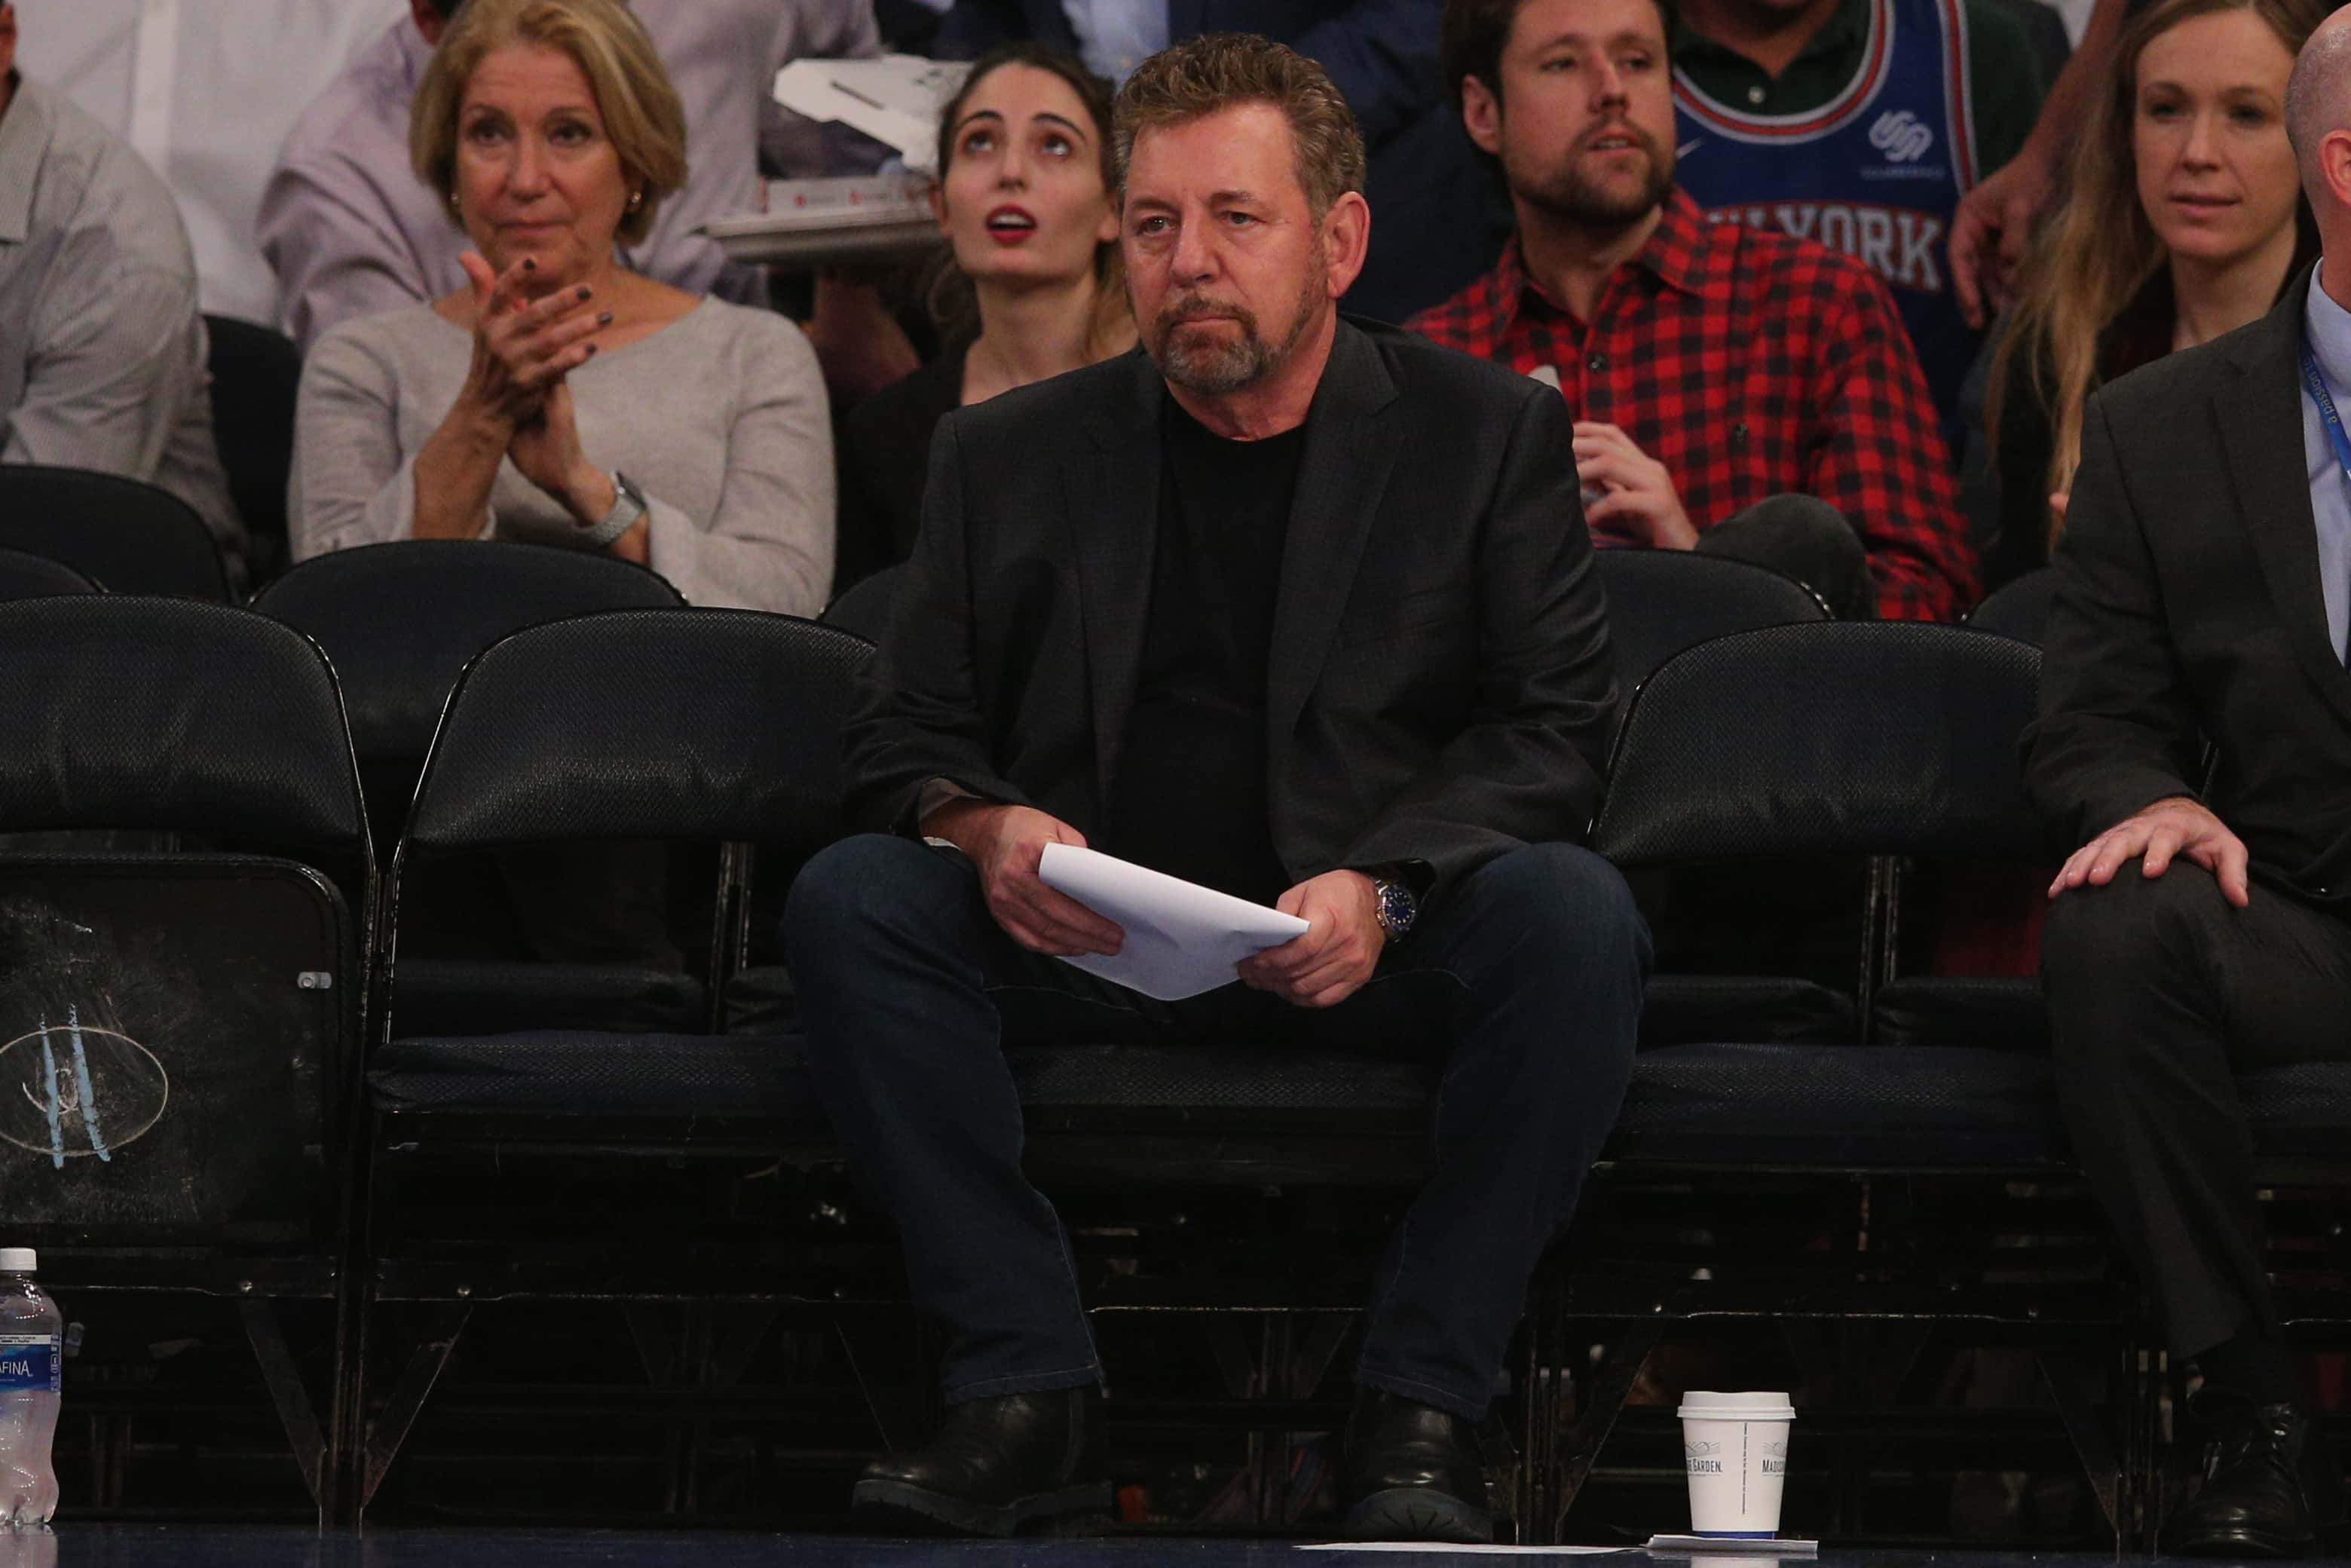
[[1408, 190, 1976, 621]]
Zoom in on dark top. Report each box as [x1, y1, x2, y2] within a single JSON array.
[[842, 320, 1618, 908], [833, 338, 969, 599], [1102, 401, 1307, 902], [2026, 264, 2351, 909], [1988, 231, 2316, 591], [1673, 0, 2046, 178]]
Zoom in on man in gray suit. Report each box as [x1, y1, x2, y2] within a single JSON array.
[[2029, 9, 2351, 1557], [785, 32, 1647, 1545]]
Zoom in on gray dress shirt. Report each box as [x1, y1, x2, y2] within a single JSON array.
[[0, 76, 244, 574], [290, 299, 834, 616], [1059, 0, 1168, 83], [2299, 265, 2351, 663], [259, 0, 881, 352]]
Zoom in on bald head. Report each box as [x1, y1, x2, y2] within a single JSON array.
[[2289, 5, 2351, 197]]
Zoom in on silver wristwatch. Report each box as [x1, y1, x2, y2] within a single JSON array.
[[577, 470, 646, 550], [1371, 874, 1419, 941]]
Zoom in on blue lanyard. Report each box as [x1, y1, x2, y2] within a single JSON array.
[[2301, 336, 2351, 484]]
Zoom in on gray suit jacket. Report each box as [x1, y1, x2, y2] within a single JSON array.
[[2026, 265, 2351, 908], [841, 317, 1617, 904]]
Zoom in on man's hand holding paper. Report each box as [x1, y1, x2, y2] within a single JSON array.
[[921, 800, 1123, 960], [1238, 871, 1387, 1010]]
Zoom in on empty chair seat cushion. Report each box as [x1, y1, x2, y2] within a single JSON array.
[[1640, 974, 1856, 1049], [1608, 1043, 2070, 1167], [369, 1031, 822, 1125], [390, 958, 708, 1037], [2243, 1061, 2351, 1158], [1872, 975, 2049, 1052]]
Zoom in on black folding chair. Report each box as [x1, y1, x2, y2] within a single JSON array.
[[204, 315, 302, 586], [1538, 623, 2150, 1548], [254, 541, 691, 1037], [350, 608, 868, 1520], [0, 465, 231, 599], [1594, 548, 1830, 699], [0, 548, 99, 601], [0, 596, 369, 1522], [1969, 565, 2061, 647]]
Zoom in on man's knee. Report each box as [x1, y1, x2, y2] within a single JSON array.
[[2043, 862, 2227, 987], [2042, 864, 2230, 1068], [782, 833, 977, 969], [1465, 842, 1652, 976]]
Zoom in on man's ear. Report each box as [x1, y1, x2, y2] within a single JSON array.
[[2325, 127, 2351, 214], [1321, 189, 1371, 300], [1460, 75, 1505, 159]]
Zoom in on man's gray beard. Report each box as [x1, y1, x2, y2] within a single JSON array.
[[1153, 253, 1327, 396], [1517, 145, 1675, 229]]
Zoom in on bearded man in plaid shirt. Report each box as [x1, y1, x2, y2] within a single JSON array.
[[1412, 0, 1976, 620]]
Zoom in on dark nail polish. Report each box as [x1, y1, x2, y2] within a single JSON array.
[[585, 344, 598, 357], [577, 286, 592, 302], [597, 311, 614, 326], [522, 258, 536, 271]]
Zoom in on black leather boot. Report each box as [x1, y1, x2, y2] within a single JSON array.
[[1342, 1387, 1494, 1543], [851, 1384, 1110, 1536], [2167, 1390, 2346, 1557]]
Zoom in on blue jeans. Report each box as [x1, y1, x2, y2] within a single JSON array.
[[784, 835, 1648, 1420]]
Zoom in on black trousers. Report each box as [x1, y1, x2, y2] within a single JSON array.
[[782, 835, 1649, 1419], [2042, 865, 2351, 1356]]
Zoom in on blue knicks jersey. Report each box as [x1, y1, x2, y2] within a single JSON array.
[[1672, 0, 1978, 421]]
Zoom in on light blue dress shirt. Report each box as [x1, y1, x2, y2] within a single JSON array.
[[1061, 0, 1168, 84], [2299, 264, 2351, 662]]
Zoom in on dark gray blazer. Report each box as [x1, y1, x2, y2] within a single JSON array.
[[2025, 265, 2351, 908], [841, 317, 1617, 904]]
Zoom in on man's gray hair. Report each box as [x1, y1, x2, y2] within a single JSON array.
[[2288, 11, 2351, 191]]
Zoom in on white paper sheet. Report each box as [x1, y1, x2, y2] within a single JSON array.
[[1295, 1546, 1631, 1555], [772, 54, 971, 173], [1037, 844, 1309, 1001]]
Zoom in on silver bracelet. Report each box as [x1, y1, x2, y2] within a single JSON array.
[[575, 470, 646, 550]]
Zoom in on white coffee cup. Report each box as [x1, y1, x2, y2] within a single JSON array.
[[1677, 1390, 1796, 1537]]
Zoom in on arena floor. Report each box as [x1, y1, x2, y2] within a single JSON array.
[[20, 1532, 2351, 1568]]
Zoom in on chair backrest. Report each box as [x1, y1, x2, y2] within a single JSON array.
[[822, 562, 904, 644], [0, 466, 231, 600], [253, 540, 687, 767], [1592, 622, 2043, 867], [404, 609, 874, 858], [0, 597, 364, 848], [0, 548, 99, 602], [1967, 567, 2059, 647], [1595, 550, 1829, 697], [204, 315, 302, 583]]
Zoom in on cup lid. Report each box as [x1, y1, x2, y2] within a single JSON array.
[[1677, 1390, 1795, 1419], [0, 1248, 34, 1273]]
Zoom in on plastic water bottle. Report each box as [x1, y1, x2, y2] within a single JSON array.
[[0, 1250, 60, 1530]]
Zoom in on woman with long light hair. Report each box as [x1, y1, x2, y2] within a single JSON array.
[[1985, 0, 2325, 588]]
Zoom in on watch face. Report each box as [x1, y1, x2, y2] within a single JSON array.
[[1378, 881, 1416, 934]]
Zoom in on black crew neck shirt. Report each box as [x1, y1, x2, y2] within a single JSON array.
[[1101, 398, 1309, 905]]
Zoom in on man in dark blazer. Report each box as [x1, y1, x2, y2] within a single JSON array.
[[2026, 15, 2351, 1556], [785, 33, 1647, 1545], [935, 0, 1509, 320]]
